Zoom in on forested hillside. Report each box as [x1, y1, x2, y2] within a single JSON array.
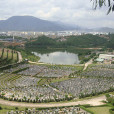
[[26, 34, 109, 48]]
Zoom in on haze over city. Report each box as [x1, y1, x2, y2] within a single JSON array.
[[0, 0, 114, 28]]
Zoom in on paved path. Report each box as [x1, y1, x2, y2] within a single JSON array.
[[17, 51, 23, 63], [0, 95, 106, 107], [83, 59, 93, 71], [28, 61, 45, 65], [28, 61, 84, 66]]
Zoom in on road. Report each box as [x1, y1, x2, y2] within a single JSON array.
[[0, 95, 106, 108], [17, 51, 23, 63], [83, 59, 93, 71]]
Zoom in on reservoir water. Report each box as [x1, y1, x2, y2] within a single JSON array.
[[33, 51, 80, 65]]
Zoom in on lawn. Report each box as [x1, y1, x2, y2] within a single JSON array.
[[0, 49, 17, 60], [0, 48, 18, 67], [87, 106, 112, 114], [0, 104, 25, 114]]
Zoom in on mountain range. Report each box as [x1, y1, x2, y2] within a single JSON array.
[[0, 16, 79, 32], [0, 16, 113, 32]]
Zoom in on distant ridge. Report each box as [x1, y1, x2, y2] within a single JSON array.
[[94, 27, 114, 33], [0, 16, 113, 32], [0, 16, 78, 32]]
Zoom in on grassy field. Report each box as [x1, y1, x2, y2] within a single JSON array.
[[0, 48, 17, 60], [20, 50, 40, 62], [37, 76, 71, 86], [87, 106, 112, 114], [0, 48, 18, 67], [0, 104, 25, 114]]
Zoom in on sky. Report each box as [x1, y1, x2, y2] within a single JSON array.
[[0, 0, 114, 28]]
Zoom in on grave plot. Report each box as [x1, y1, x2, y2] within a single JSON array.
[[18, 65, 47, 76], [0, 72, 72, 103], [0, 73, 21, 89], [17, 64, 75, 77], [78, 64, 114, 78], [7, 106, 90, 114], [89, 64, 114, 69], [36, 65, 76, 78], [3, 64, 30, 73], [80, 68, 114, 78], [14, 76, 40, 87], [51, 77, 114, 98], [0, 63, 113, 104], [0, 64, 74, 103], [36, 68, 73, 78], [0, 85, 71, 103]]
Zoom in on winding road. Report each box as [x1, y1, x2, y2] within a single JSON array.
[[0, 95, 106, 107]]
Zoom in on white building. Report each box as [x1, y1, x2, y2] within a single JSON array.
[[99, 54, 114, 60]]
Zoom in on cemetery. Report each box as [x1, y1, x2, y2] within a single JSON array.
[[0, 63, 113, 105], [80, 64, 114, 78], [3, 64, 76, 77], [0, 74, 72, 103], [51, 77, 114, 98], [7, 106, 90, 114]]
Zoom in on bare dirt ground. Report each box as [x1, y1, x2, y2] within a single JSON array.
[[83, 59, 93, 71], [0, 95, 106, 108]]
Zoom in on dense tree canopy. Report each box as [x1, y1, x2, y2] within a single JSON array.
[[26, 34, 114, 49], [26, 34, 108, 48]]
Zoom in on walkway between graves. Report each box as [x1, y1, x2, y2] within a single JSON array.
[[83, 59, 93, 71], [0, 95, 106, 107]]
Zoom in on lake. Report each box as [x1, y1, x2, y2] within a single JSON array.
[[32, 51, 80, 65]]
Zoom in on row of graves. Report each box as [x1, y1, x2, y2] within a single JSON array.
[[7, 106, 90, 114], [3, 64, 29, 73], [0, 64, 75, 103], [50, 64, 114, 98], [0, 76, 72, 103], [1, 63, 114, 103], [3, 64, 76, 78], [50, 77, 114, 98], [80, 64, 114, 78], [51, 64, 114, 98]]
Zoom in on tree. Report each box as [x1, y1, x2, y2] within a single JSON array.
[[11, 49, 14, 60], [91, 0, 114, 14], [17, 52, 19, 62], [1, 48, 4, 59]]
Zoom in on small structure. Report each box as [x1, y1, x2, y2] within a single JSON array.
[[99, 54, 114, 61], [96, 58, 104, 63], [24, 59, 28, 63]]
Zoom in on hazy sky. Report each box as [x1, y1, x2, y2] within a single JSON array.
[[0, 0, 114, 28]]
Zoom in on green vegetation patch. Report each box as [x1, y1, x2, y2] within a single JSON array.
[[87, 106, 112, 114]]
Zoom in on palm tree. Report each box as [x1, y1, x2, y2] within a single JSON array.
[[11, 49, 14, 60], [1, 48, 4, 59]]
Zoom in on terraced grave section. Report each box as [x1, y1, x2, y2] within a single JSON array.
[[4, 64, 76, 77], [0, 63, 114, 103], [0, 74, 21, 89], [51, 77, 114, 98], [0, 65, 74, 103], [79, 64, 114, 78], [3, 64, 29, 73]]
